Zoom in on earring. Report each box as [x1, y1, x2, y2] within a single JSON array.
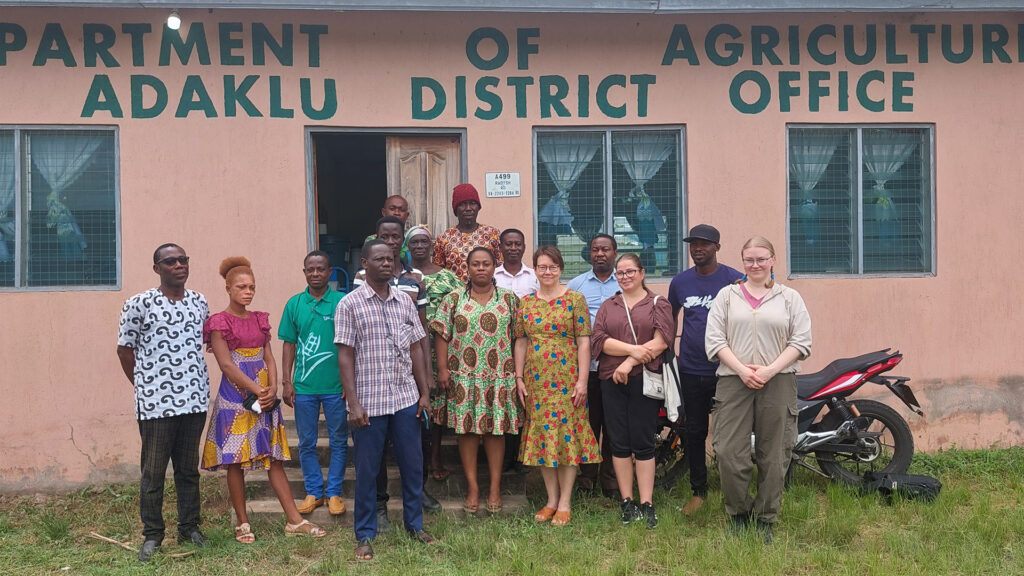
[[770, 268, 775, 280], [742, 274, 748, 282]]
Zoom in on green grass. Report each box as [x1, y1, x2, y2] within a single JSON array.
[[1, 447, 1022, 575]]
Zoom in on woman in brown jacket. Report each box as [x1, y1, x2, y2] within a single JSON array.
[[592, 253, 675, 529]]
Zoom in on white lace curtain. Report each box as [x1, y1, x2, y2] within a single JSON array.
[[790, 132, 840, 202], [31, 133, 103, 255], [863, 131, 917, 222], [613, 132, 674, 246], [537, 133, 602, 227], [0, 134, 14, 261]]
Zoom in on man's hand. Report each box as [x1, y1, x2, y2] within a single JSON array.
[[282, 381, 296, 408], [348, 402, 370, 429], [417, 395, 432, 421]]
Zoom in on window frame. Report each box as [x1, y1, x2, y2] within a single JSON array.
[[785, 123, 936, 279], [532, 124, 687, 282], [0, 124, 121, 292]]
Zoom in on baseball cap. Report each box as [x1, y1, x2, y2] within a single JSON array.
[[682, 224, 721, 244]]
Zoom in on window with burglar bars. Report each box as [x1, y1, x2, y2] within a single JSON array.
[[787, 125, 934, 276], [0, 128, 118, 289], [535, 128, 683, 279]]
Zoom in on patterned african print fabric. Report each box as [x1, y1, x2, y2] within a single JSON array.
[[201, 312, 291, 471], [423, 268, 463, 416], [430, 287, 521, 435], [515, 290, 601, 467], [432, 224, 503, 282]]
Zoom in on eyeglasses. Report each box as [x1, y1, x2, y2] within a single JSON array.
[[536, 265, 561, 273], [157, 255, 190, 266], [742, 257, 772, 267], [615, 268, 641, 279]]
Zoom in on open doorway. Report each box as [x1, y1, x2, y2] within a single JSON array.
[[311, 131, 463, 284]]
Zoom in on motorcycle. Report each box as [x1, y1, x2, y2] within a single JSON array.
[[785, 348, 923, 485]]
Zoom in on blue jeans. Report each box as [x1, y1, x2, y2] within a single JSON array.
[[294, 393, 348, 499], [351, 402, 423, 541]]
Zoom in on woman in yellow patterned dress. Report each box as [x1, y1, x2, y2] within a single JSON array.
[[513, 246, 600, 527], [202, 257, 325, 542]]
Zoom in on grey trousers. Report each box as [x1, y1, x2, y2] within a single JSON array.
[[712, 373, 797, 524]]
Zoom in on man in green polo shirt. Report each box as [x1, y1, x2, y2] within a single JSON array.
[[280, 250, 348, 516]]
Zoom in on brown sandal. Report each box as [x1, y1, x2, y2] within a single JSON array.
[[234, 522, 255, 544], [551, 510, 571, 526], [285, 519, 326, 537], [486, 499, 503, 514], [355, 540, 374, 561], [534, 506, 556, 522]]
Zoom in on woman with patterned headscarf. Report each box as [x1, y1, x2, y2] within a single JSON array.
[[406, 225, 462, 480]]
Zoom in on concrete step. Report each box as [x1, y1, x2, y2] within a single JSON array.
[[243, 461, 533, 500], [236, 493, 531, 527], [281, 427, 467, 469]]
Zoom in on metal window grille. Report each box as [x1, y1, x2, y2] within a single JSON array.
[[788, 125, 934, 276], [0, 128, 118, 289], [535, 128, 684, 279]]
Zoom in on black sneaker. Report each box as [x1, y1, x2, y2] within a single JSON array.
[[728, 512, 752, 534], [619, 498, 637, 525], [639, 501, 658, 529], [376, 501, 391, 533], [137, 539, 161, 562], [755, 520, 774, 544], [422, 490, 442, 513], [179, 529, 205, 548]]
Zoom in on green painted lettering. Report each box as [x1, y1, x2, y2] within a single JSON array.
[[299, 24, 327, 67], [253, 23, 293, 66], [506, 76, 533, 118], [788, 25, 800, 65], [982, 24, 1010, 63], [475, 76, 502, 120], [223, 75, 262, 117], [630, 74, 655, 118], [855, 70, 884, 112], [0, 23, 27, 65], [130, 74, 167, 119], [159, 23, 211, 66], [596, 74, 626, 118], [539, 75, 570, 118], [661, 24, 699, 65], [455, 76, 467, 118], [729, 70, 770, 114], [81, 74, 123, 117], [778, 71, 800, 112], [838, 70, 848, 111], [269, 76, 293, 118], [706, 24, 743, 66], [807, 70, 830, 112], [751, 26, 782, 65], [121, 23, 151, 67], [83, 24, 119, 67], [910, 24, 935, 63], [175, 75, 217, 117], [941, 24, 973, 64], [843, 25, 876, 65], [892, 71, 913, 112], [301, 78, 336, 120], [219, 22, 244, 65], [466, 27, 509, 71], [517, 28, 539, 70], [578, 75, 590, 118], [33, 23, 76, 67], [807, 25, 836, 65], [884, 24, 908, 64], [411, 77, 445, 120]]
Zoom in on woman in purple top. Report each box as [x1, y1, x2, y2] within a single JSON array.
[[202, 256, 325, 542]]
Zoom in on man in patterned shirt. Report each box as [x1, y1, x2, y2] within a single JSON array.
[[116, 243, 210, 562], [432, 183, 503, 282], [336, 240, 435, 561]]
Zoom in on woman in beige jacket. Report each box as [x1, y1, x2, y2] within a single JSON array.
[[705, 236, 811, 544]]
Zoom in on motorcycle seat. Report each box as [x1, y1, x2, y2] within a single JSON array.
[[796, 349, 897, 400]]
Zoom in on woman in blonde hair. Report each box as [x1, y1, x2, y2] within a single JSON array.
[[705, 236, 811, 544], [202, 257, 325, 542]]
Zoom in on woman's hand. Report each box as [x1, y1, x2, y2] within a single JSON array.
[[750, 364, 779, 384], [437, 367, 451, 391], [570, 377, 588, 408], [628, 344, 654, 365], [739, 365, 767, 390], [612, 362, 632, 385], [516, 377, 529, 406]]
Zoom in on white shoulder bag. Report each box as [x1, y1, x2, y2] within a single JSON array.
[[623, 295, 669, 400]]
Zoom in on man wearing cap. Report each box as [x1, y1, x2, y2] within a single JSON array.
[[667, 224, 743, 515], [432, 183, 503, 282]]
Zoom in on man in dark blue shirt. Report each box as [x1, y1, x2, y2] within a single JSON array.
[[667, 224, 743, 515]]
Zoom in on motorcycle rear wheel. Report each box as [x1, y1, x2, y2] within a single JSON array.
[[815, 399, 914, 486]]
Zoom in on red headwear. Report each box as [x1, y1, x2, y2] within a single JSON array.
[[451, 183, 480, 215]]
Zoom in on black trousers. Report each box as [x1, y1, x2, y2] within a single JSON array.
[[680, 373, 718, 497], [579, 371, 617, 490], [375, 423, 431, 502], [137, 412, 206, 541], [600, 374, 661, 460]]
